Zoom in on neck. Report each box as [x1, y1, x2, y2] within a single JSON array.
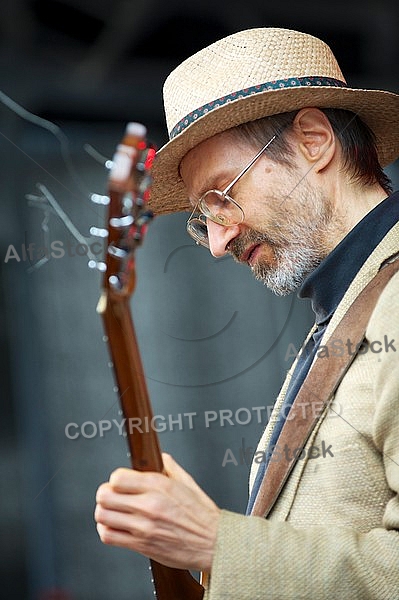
[[342, 184, 388, 227], [327, 179, 389, 249]]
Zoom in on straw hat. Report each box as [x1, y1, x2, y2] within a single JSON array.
[[150, 27, 399, 215]]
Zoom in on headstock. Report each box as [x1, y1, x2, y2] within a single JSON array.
[[99, 122, 156, 299]]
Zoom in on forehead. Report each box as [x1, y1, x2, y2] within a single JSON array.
[[179, 131, 254, 196]]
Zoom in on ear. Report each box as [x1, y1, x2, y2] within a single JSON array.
[[292, 108, 336, 172]]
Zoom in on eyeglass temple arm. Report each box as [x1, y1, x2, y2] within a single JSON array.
[[222, 134, 276, 195]]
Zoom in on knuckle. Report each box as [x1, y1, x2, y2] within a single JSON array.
[[146, 495, 163, 515], [134, 490, 160, 519], [145, 472, 165, 490], [143, 489, 171, 519], [94, 504, 106, 523], [109, 467, 129, 487], [160, 476, 174, 494], [95, 483, 110, 504], [99, 527, 114, 545], [140, 520, 157, 541]]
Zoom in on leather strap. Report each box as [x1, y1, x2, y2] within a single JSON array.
[[251, 255, 399, 518]]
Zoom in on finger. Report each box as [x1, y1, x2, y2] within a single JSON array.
[[96, 482, 134, 513], [96, 482, 156, 516], [95, 503, 145, 533], [107, 460, 195, 495], [96, 523, 136, 549], [96, 482, 132, 510], [108, 467, 165, 494]]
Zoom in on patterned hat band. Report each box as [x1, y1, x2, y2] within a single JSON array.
[[169, 76, 347, 140]]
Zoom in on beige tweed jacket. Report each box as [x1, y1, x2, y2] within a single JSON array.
[[204, 221, 399, 599]]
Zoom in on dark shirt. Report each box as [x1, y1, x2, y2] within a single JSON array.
[[246, 191, 399, 514]]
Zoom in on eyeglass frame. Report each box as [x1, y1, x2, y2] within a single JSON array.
[[186, 134, 277, 248]]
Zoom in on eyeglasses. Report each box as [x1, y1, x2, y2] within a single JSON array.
[[186, 134, 276, 248]]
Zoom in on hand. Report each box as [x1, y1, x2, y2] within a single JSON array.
[[95, 453, 221, 571]]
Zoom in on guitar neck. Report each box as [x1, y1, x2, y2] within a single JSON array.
[[98, 292, 163, 472], [98, 291, 204, 600]]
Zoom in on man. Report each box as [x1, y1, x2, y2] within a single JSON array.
[[95, 28, 399, 598]]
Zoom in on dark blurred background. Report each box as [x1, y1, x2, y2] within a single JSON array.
[[1, 1, 398, 598]]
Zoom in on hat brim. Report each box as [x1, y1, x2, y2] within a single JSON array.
[[150, 85, 399, 215]]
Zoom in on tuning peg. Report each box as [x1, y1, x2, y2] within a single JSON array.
[[138, 175, 152, 194], [136, 210, 154, 226], [110, 215, 134, 229], [88, 260, 107, 272], [122, 193, 133, 212], [107, 245, 127, 259], [109, 274, 122, 291], [89, 226, 108, 238], [90, 193, 110, 205]]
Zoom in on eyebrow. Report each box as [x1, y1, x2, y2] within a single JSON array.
[[179, 165, 217, 206], [190, 170, 234, 205]]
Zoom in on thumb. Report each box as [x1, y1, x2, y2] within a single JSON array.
[[162, 452, 203, 494]]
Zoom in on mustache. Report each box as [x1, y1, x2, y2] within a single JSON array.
[[228, 229, 277, 261]]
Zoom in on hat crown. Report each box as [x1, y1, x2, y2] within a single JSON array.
[[163, 28, 346, 138]]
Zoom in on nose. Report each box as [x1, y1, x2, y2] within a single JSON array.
[[207, 219, 240, 257]]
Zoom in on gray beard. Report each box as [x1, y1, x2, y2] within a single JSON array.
[[251, 243, 323, 296], [228, 186, 340, 296]]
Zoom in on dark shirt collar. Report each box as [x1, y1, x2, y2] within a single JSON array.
[[299, 191, 399, 325]]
